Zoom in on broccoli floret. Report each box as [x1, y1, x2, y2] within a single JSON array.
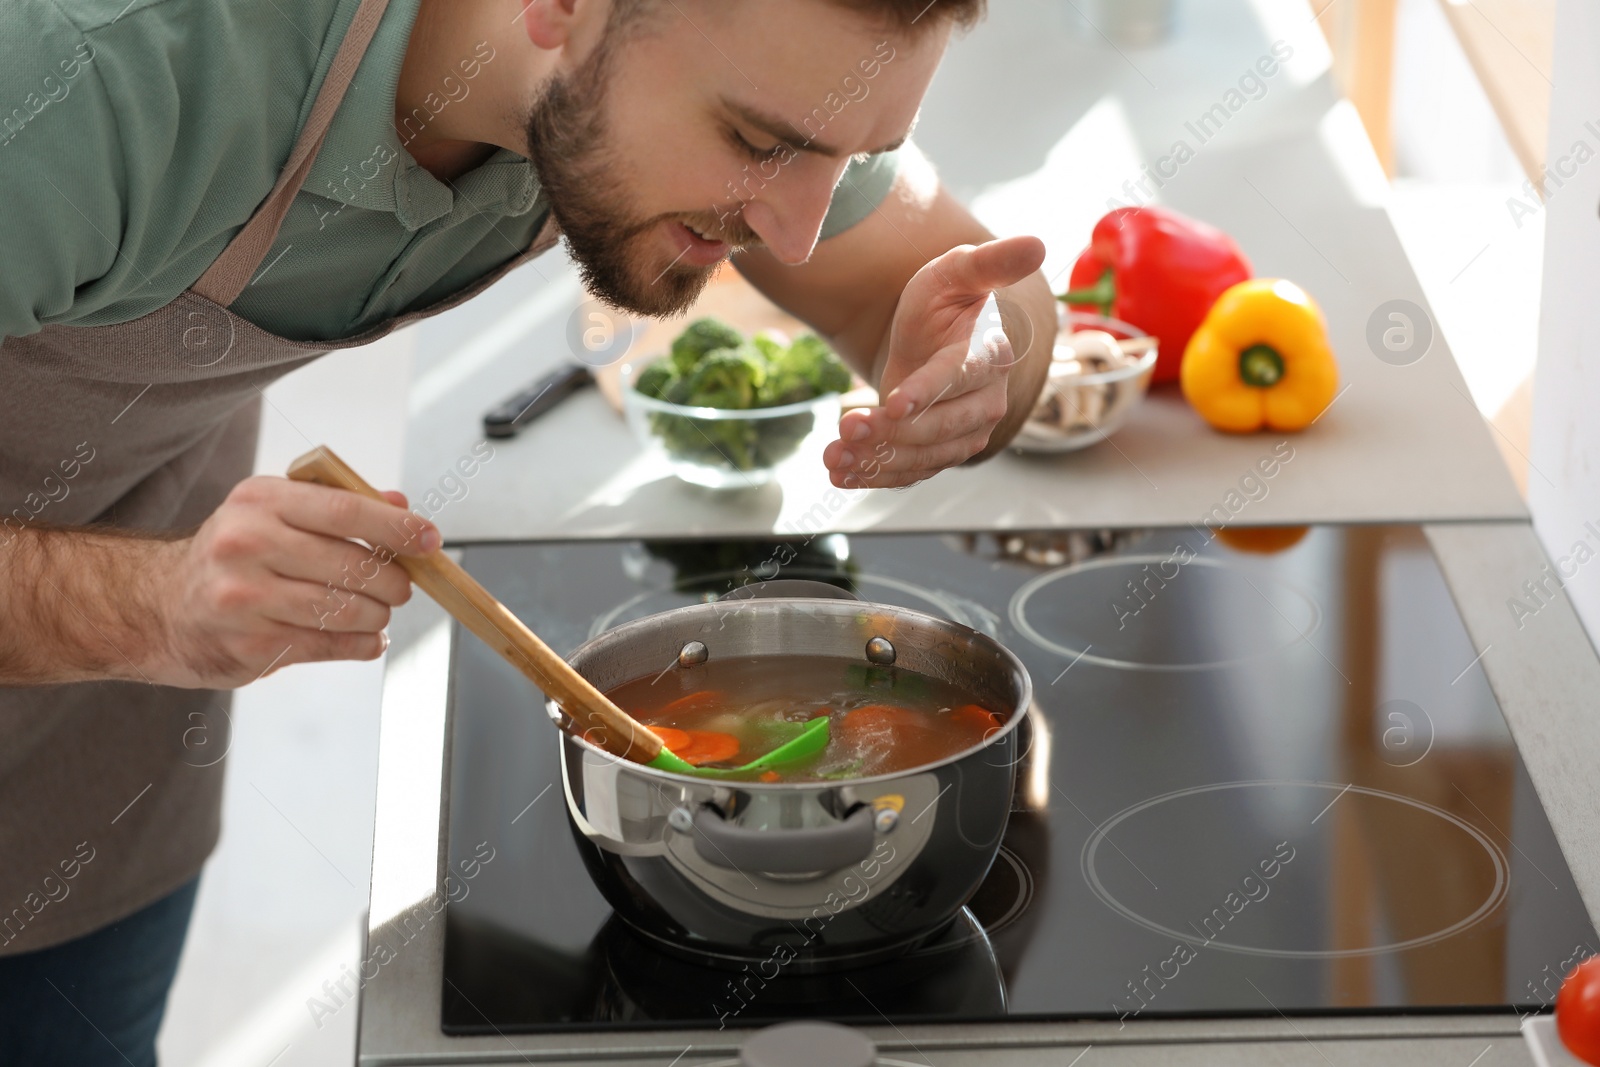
[[649, 411, 762, 471], [682, 345, 766, 409], [788, 334, 853, 394], [758, 334, 852, 405], [644, 327, 843, 475], [662, 372, 696, 405], [750, 332, 787, 363], [669, 317, 745, 375], [753, 411, 816, 465], [699, 418, 763, 470], [633, 360, 677, 400], [757, 365, 815, 407]]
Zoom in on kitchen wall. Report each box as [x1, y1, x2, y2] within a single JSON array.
[[1387, 0, 1543, 428], [1528, 0, 1600, 656]]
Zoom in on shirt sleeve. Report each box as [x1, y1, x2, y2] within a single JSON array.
[[0, 2, 125, 341], [817, 146, 904, 243]]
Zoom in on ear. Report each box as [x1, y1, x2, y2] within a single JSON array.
[[521, 0, 582, 50]]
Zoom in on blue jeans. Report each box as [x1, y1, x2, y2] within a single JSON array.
[[0, 876, 198, 1067]]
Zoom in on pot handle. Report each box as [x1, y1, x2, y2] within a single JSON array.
[[692, 804, 875, 875]]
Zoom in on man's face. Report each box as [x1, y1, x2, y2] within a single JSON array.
[[521, 0, 948, 316]]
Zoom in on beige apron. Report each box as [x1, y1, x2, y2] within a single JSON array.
[[0, 0, 559, 953]]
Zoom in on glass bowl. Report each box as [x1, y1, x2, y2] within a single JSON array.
[[1012, 310, 1157, 454], [621, 359, 842, 489]]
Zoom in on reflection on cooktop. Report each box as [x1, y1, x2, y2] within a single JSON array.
[[443, 908, 1006, 1034], [440, 525, 1597, 1034]]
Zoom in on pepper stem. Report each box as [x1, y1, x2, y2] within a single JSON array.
[[1058, 268, 1117, 317], [1239, 345, 1285, 388]]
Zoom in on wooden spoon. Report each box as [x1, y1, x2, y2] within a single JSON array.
[[286, 445, 696, 772]]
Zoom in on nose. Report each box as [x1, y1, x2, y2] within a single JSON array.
[[738, 166, 842, 265]]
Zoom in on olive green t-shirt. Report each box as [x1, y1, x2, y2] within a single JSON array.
[[0, 0, 902, 344]]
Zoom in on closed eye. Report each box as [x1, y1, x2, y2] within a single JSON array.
[[728, 126, 786, 164]]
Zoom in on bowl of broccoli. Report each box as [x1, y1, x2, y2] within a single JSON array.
[[622, 317, 853, 489]]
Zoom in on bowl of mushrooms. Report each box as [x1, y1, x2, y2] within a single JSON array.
[[1013, 309, 1158, 453]]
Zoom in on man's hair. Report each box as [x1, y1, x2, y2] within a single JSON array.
[[612, 0, 986, 34], [833, 0, 986, 30]]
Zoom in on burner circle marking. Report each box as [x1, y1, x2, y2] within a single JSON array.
[[973, 845, 1035, 936], [1009, 555, 1323, 671], [1080, 779, 1508, 959]]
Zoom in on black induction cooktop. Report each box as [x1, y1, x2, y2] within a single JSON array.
[[438, 523, 1597, 1034]]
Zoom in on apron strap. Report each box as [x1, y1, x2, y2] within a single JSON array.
[[192, 0, 393, 307]]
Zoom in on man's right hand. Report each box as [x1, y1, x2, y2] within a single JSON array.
[[146, 476, 439, 689]]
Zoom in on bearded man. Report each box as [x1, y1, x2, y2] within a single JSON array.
[[0, 0, 1053, 1061]]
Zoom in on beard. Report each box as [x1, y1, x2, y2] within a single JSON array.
[[523, 43, 758, 317]]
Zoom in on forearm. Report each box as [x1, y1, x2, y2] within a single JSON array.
[[0, 525, 175, 685]]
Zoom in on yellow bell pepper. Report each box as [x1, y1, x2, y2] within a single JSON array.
[[1180, 279, 1339, 433]]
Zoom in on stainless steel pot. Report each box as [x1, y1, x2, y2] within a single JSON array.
[[550, 588, 1033, 972]]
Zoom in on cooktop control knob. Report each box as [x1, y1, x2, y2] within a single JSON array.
[[739, 1021, 875, 1067]]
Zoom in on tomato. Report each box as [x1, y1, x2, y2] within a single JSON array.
[[1559, 956, 1600, 1066]]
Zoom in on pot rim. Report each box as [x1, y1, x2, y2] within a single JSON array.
[[551, 596, 1034, 790]]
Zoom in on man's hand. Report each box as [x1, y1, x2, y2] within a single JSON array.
[[147, 477, 436, 688], [0, 477, 440, 689], [731, 157, 1056, 485], [821, 235, 1047, 489]]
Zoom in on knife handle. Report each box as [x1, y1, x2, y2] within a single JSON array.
[[482, 363, 594, 438]]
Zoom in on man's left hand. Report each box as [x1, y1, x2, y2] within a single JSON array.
[[822, 235, 1046, 489]]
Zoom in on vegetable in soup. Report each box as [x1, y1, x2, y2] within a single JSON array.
[[604, 655, 1006, 782]]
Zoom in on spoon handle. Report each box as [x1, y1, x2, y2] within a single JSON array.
[[286, 446, 664, 764]]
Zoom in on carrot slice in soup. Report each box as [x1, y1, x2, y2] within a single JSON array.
[[843, 705, 921, 727], [650, 726, 692, 752], [838, 705, 925, 745], [646, 724, 741, 766], [670, 729, 741, 766], [951, 704, 1004, 735], [656, 690, 726, 721]]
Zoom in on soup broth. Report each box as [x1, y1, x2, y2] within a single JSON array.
[[603, 654, 1007, 782]]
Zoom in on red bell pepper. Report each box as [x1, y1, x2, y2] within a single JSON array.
[[1060, 207, 1252, 384]]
